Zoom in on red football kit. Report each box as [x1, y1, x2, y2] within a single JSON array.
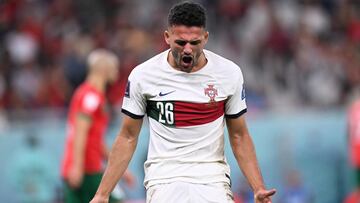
[[62, 82, 109, 178]]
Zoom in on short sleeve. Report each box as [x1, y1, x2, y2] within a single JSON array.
[[121, 71, 146, 119], [79, 92, 101, 116], [225, 69, 247, 119]]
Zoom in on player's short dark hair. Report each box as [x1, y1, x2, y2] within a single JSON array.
[[168, 1, 206, 28]]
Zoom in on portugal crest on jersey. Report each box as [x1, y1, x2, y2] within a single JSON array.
[[204, 85, 218, 103]]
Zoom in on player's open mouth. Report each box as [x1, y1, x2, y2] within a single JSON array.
[[182, 55, 193, 66]]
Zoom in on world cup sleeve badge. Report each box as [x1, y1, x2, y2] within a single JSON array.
[[241, 84, 246, 100], [125, 81, 130, 98], [204, 84, 218, 103]]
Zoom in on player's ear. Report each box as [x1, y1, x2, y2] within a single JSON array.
[[204, 31, 209, 44], [164, 30, 171, 45]]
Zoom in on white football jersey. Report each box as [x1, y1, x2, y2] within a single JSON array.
[[122, 49, 247, 189]]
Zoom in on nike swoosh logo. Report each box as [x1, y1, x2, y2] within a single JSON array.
[[159, 90, 176, 97]]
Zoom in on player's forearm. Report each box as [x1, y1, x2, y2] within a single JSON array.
[[73, 116, 91, 170], [95, 131, 138, 197], [230, 132, 265, 192], [73, 131, 87, 170]]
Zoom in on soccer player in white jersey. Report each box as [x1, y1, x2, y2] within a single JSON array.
[[91, 2, 276, 203]]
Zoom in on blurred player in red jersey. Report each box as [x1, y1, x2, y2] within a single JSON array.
[[344, 97, 360, 203], [61, 49, 135, 203]]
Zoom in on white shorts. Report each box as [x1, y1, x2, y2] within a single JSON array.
[[146, 182, 234, 203]]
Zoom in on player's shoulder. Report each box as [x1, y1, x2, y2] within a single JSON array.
[[205, 49, 243, 78], [75, 83, 102, 101], [129, 50, 167, 80], [205, 50, 241, 72], [68, 83, 102, 112], [79, 84, 102, 110]]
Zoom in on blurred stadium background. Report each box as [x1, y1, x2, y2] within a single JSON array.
[[0, 0, 359, 202]]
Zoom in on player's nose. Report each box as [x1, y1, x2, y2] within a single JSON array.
[[183, 43, 192, 54]]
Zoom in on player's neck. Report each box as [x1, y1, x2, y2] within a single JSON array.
[[86, 74, 106, 93], [193, 53, 207, 72]]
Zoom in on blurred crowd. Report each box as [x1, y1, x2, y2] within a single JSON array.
[[0, 0, 359, 114]]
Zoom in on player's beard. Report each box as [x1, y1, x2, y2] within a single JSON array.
[[171, 50, 201, 73]]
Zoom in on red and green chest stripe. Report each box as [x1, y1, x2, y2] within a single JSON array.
[[146, 100, 225, 127]]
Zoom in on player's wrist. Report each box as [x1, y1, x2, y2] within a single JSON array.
[[95, 186, 113, 198], [91, 194, 109, 203], [94, 192, 110, 200], [253, 185, 266, 194]]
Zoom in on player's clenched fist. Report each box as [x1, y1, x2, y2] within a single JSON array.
[[254, 188, 276, 203]]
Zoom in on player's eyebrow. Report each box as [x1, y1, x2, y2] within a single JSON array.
[[175, 39, 202, 46], [189, 40, 201, 45]]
